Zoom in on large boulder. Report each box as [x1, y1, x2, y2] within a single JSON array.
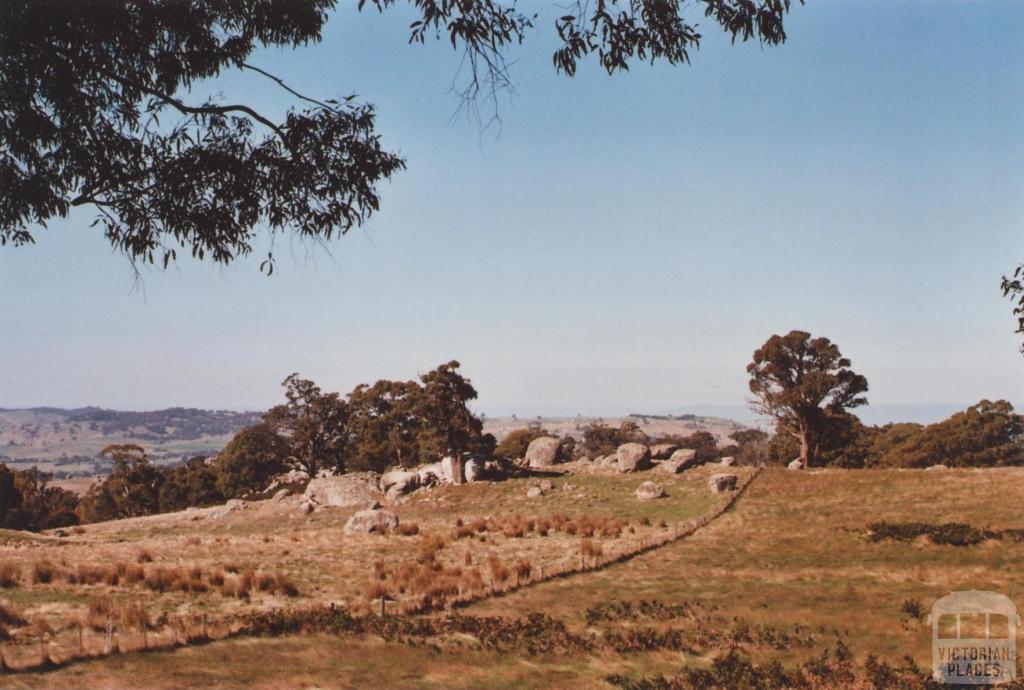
[[650, 444, 679, 460], [708, 473, 738, 493], [720, 456, 736, 467], [464, 457, 484, 482], [380, 470, 420, 500], [304, 473, 382, 508], [635, 481, 665, 500], [525, 437, 562, 468], [660, 448, 698, 474], [344, 509, 399, 535], [617, 443, 652, 473]]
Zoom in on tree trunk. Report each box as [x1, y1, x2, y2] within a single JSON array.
[[799, 428, 811, 467], [450, 453, 465, 485]]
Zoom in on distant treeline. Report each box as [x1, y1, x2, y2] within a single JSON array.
[[766, 400, 1023, 468], [2, 361, 493, 530]]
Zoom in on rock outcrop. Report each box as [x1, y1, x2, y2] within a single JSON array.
[[343, 509, 399, 535], [635, 481, 665, 500], [708, 473, 738, 493], [650, 444, 679, 460], [303, 472, 382, 508], [616, 443, 652, 473], [525, 437, 562, 468]]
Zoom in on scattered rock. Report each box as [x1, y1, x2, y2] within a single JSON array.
[[720, 456, 736, 467], [298, 501, 316, 515], [525, 437, 562, 468], [659, 448, 699, 474], [343, 509, 399, 535], [562, 483, 576, 492], [708, 473, 738, 493], [635, 481, 665, 500], [304, 473, 382, 508], [272, 488, 290, 502], [465, 458, 484, 482], [650, 444, 679, 460], [577, 455, 592, 464], [381, 470, 420, 500], [925, 464, 948, 471], [526, 486, 543, 498], [617, 443, 652, 473], [787, 459, 804, 471], [539, 479, 554, 493]]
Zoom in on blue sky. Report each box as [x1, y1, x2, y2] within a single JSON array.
[[2, 0, 1022, 421]]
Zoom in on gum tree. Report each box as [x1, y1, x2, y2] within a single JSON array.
[[747, 330, 868, 468]]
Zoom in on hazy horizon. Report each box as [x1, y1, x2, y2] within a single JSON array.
[[2, 1, 1022, 416], [0, 400, 990, 427]]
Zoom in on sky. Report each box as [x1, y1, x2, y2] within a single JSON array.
[[2, 0, 1023, 423]]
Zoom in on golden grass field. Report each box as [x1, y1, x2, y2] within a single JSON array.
[[3, 464, 1024, 688]]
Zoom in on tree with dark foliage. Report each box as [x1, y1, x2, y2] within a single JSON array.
[[747, 330, 868, 468], [79, 444, 164, 522], [2, 0, 801, 269], [215, 422, 290, 497], [264, 374, 350, 478], [413, 361, 490, 484], [0, 464, 80, 531]]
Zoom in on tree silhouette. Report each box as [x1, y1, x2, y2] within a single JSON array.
[[747, 330, 868, 467], [2, 0, 801, 270]]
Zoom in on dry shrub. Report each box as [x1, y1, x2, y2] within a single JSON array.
[[218, 579, 238, 598], [68, 563, 108, 585], [373, 559, 388, 581], [658, 519, 668, 528], [31, 559, 59, 584], [487, 555, 510, 583], [238, 569, 255, 594], [396, 522, 420, 537], [0, 562, 20, 588], [186, 536, 201, 546], [209, 570, 225, 587], [276, 573, 299, 597], [223, 561, 241, 573], [640, 516, 651, 526], [0, 600, 26, 627], [417, 534, 447, 564], [580, 538, 603, 561], [136, 549, 154, 564], [120, 600, 150, 630], [514, 559, 532, 582], [85, 595, 114, 631], [464, 550, 473, 566], [536, 518, 551, 537], [365, 580, 390, 602], [453, 525, 475, 539], [454, 517, 464, 528], [255, 572, 277, 592], [123, 563, 145, 584], [144, 566, 180, 593]]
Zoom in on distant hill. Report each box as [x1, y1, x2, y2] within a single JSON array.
[[0, 407, 262, 477]]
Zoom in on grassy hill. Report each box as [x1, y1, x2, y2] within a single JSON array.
[[1, 463, 1022, 688], [0, 407, 263, 476]]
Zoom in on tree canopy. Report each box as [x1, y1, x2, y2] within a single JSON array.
[[2, 0, 801, 270], [747, 330, 868, 467]]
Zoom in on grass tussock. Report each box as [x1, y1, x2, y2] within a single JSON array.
[[0, 562, 20, 588]]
